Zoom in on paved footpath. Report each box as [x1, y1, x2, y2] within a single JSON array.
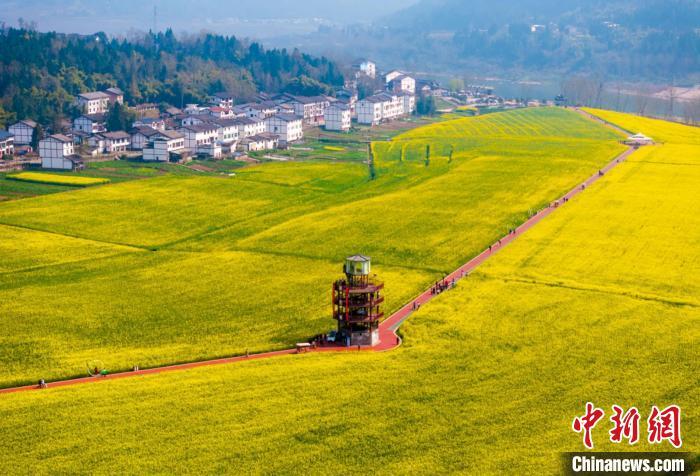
[[0, 135, 636, 396]]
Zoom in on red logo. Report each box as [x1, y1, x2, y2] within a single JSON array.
[[572, 402, 606, 449], [647, 405, 682, 448], [572, 403, 682, 449]]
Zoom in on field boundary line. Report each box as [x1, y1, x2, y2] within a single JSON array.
[[0, 222, 154, 252], [0, 140, 639, 396], [483, 274, 699, 309]]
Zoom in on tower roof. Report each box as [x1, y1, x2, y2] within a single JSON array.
[[346, 254, 370, 263]]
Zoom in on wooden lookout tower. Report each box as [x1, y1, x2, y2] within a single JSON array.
[[332, 255, 384, 346]]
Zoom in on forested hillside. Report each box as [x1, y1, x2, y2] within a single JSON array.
[[383, 0, 700, 79], [0, 27, 344, 128]]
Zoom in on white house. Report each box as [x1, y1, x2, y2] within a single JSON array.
[[104, 87, 124, 105], [76, 92, 110, 114], [233, 117, 266, 138], [389, 75, 416, 95], [239, 102, 279, 120], [39, 134, 83, 170], [207, 107, 236, 119], [210, 119, 240, 146], [196, 142, 223, 159], [91, 131, 130, 153], [143, 131, 186, 162], [353, 59, 376, 79], [130, 126, 163, 150], [180, 124, 220, 151], [401, 93, 416, 115], [357, 93, 410, 125], [132, 117, 165, 131], [265, 114, 303, 145], [379, 93, 406, 120], [285, 96, 330, 125], [357, 96, 384, 125], [385, 70, 404, 84], [73, 114, 106, 134], [0, 131, 14, 158], [325, 103, 352, 132], [239, 133, 278, 152], [8, 120, 37, 145], [209, 92, 235, 108]]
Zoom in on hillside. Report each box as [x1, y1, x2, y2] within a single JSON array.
[[0, 27, 344, 128], [0, 110, 696, 473], [298, 0, 700, 82]]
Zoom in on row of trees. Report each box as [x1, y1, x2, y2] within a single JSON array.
[[0, 27, 345, 128]]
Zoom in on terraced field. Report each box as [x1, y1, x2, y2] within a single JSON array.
[[0, 110, 696, 474], [0, 108, 624, 388]]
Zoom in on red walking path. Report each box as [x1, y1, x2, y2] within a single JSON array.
[[0, 143, 637, 396]]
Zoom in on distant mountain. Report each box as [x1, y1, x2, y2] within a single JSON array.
[[368, 0, 700, 81], [1, 0, 417, 36], [386, 0, 700, 31]]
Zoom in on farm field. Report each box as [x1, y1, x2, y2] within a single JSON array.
[[0, 110, 696, 474], [7, 171, 110, 186], [0, 107, 625, 387]]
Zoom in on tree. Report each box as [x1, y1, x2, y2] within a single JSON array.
[[31, 124, 43, 150], [416, 95, 437, 116], [0, 104, 16, 129], [106, 102, 133, 132]]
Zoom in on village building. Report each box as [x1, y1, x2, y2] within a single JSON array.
[[181, 115, 209, 127], [206, 106, 236, 119], [132, 103, 159, 118], [388, 75, 416, 95], [357, 92, 411, 125], [196, 142, 223, 159], [284, 95, 330, 125], [130, 126, 163, 150], [73, 114, 106, 134], [39, 134, 84, 170], [76, 92, 110, 114], [132, 117, 166, 131], [265, 114, 303, 145], [104, 87, 124, 105], [335, 88, 358, 107], [233, 117, 266, 138], [210, 119, 240, 146], [90, 131, 131, 154], [401, 93, 416, 115], [164, 106, 182, 117], [385, 70, 405, 84], [184, 104, 205, 115], [0, 131, 14, 158], [142, 131, 186, 162], [353, 59, 377, 79], [71, 130, 91, 145], [8, 120, 37, 145], [180, 124, 220, 152], [239, 133, 279, 152], [209, 92, 235, 108], [357, 96, 384, 125], [239, 102, 280, 120], [325, 103, 352, 132]]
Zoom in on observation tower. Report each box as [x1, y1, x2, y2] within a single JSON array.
[[332, 255, 384, 346]]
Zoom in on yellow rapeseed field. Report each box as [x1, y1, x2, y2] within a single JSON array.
[[0, 110, 696, 474], [8, 172, 110, 187], [0, 108, 624, 387]]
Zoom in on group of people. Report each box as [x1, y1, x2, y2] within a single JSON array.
[[431, 278, 455, 296]]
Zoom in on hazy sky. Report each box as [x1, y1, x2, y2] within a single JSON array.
[[1, 0, 417, 38]]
